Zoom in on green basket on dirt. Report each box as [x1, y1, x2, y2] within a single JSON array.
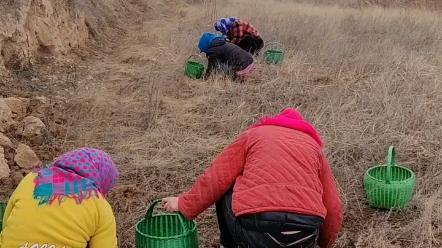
[[184, 54, 205, 79], [0, 201, 7, 231], [263, 42, 285, 65], [135, 199, 199, 248], [363, 146, 416, 210]]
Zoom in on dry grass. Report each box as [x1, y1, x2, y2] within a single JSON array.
[[4, 0, 442, 247], [287, 0, 442, 9]]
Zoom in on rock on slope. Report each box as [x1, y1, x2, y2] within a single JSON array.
[[0, 96, 47, 185], [0, 0, 128, 72]]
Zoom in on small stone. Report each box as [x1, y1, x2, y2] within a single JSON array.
[[0, 133, 13, 148], [11, 170, 24, 186], [14, 143, 42, 169], [0, 98, 15, 132], [0, 147, 10, 179], [34, 96, 48, 105], [3, 97, 26, 116], [27, 96, 49, 117], [15, 116, 46, 137], [18, 97, 31, 106]]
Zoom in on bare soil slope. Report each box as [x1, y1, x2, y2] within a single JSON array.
[[0, 0, 125, 72]]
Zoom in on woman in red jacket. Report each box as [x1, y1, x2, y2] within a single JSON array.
[[162, 108, 343, 248]]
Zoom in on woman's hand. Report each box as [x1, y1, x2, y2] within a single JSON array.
[[162, 197, 179, 213]]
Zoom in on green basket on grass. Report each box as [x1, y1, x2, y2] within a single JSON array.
[[184, 54, 205, 79], [364, 146, 416, 210], [135, 199, 199, 248], [263, 42, 285, 65], [0, 201, 7, 231]]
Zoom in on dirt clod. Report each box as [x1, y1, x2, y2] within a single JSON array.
[[3, 97, 27, 117], [0, 147, 10, 179], [16, 116, 46, 137], [0, 98, 15, 132], [0, 133, 13, 149], [14, 143, 42, 169]]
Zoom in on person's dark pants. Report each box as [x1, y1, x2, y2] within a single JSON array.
[[236, 36, 264, 56], [215, 189, 323, 248]]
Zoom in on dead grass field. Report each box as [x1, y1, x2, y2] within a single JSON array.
[[3, 0, 442, 247]]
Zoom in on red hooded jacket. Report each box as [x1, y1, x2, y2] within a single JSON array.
[[178, 108, 343, 248]]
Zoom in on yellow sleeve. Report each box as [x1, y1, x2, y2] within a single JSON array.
[[2, 175, 23, 227], [88, 202, 118, 248], [3, 173, 37, 227], [2, 195, 15, 226]]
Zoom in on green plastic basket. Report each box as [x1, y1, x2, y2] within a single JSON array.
[[184, 54, 205, 79], [263, 42, 285, 64], [0, 201, 7, 231], [135, 199, 199, 248], [364, 146, 416, 210]]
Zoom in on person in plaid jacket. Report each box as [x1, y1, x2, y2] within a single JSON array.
[[214, 17, 264, 55]]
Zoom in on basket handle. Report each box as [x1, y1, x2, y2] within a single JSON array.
[[386, 146, 396, 183], [144, 198, 191, 232], [186, 54, 204, 63], [145, 199, 162, 219], [263, 42, 285, 53]]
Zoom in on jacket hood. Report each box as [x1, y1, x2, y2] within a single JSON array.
[[210, 37, 227, 47], [249, 108, 324, 147], [198, 32, 225, 53]]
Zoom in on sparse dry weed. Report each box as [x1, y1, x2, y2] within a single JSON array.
[[3, 0, 442, 247]]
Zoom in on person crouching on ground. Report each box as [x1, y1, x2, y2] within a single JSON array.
[[214, 17, 264, 56], [0, 147, 119, 248], [162, 108, 344, 248], [199, 32, 254, 82]]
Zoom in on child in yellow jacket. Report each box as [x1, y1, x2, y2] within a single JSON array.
[[0, 147, 119, 248]]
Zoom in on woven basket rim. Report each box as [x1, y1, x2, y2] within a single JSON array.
[[264, 50, 284, 54], [135, 213, 197, 240], [186, 61, 204, 67], [365, 164, 415, 183]]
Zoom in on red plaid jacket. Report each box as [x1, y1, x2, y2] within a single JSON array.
[[228, 20, 261, 45]]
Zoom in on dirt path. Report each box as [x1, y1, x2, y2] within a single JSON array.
[[62, 7, 225, 247]]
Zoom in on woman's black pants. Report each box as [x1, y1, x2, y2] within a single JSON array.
[[236, 36, 264, 55], [215, 188, 323, 248]]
